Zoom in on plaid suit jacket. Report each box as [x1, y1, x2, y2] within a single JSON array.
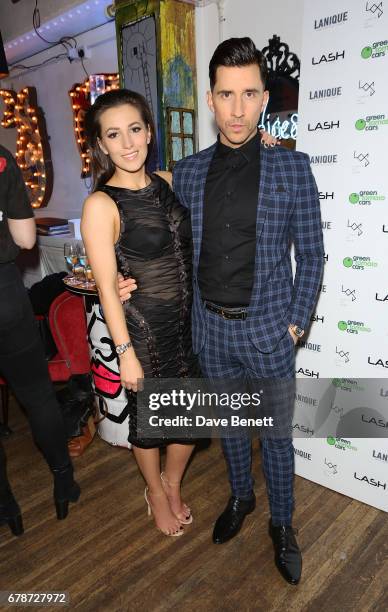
[[173, 142, 324, 355]]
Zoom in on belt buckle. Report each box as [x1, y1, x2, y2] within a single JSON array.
[[220, 308, 227, 319]]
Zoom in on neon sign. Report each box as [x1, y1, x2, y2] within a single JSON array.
[[259, 101, 298, 140]]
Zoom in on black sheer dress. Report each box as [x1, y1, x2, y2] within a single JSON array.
[[100, 174, 200, 448]]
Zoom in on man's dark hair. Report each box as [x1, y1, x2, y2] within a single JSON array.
[[209, 37, 268, 90]]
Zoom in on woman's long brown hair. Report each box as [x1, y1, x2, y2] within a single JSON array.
[[85, 89, 157, 192]]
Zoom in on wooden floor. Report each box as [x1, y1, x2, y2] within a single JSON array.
[[0, 399, 387, 612]]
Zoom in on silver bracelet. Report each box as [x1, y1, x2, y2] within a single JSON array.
[[116, 341, 132, 356]]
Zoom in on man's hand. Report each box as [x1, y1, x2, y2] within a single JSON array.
[[117, 272, 137, 303], [288, 326, 299, 345]]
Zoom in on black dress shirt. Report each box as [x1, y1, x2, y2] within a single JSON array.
[[198, 132, 261, 306]]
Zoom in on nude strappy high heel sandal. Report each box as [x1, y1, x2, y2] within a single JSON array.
[[144, 487, 184, 537], [160, 472, 193, 525]]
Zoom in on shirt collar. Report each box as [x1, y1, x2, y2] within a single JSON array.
[[215, 130, 262, 163]]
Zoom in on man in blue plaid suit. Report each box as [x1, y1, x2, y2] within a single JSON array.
[[172, 38, 324, 585]]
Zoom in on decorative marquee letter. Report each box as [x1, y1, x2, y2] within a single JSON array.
[[69, 74, 119, 178], [0, 86, 53, 208]]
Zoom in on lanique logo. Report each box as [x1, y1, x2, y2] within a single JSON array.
[[349, 190, 385, 206], [294, 448, 312, 461], [319, 191, 335, 199], [298, 340, 322, 352], [311, 312, 325, 323], [321, 220, 332, 230], [310, 154, 338, 165], [312, 50, 345, 65], [355, 114, 388, 131], [372, 449, 388, 462], [314, 12, 348, 30], [309, 86, 342, 101], [342, 255, 378, 270], [361, 39, 388, 59], [338, 320, 371, 334], [294, 391, 318, 407]]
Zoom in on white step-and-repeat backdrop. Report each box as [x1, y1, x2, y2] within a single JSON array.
[[293, 0, 388, 511]]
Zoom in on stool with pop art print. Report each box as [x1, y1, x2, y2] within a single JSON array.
[[85, 296, 131, 449]]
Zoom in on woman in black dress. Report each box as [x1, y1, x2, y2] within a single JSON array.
[[82, 89, 198, 537]]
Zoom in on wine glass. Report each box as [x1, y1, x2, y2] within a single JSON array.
[[64, 242, 79, 281], [78, 243, 94, 287]]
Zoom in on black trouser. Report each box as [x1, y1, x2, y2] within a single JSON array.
[[0, 262, 70, 486]]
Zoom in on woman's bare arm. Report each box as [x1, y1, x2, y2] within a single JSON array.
[[81, 192, 143, 391]]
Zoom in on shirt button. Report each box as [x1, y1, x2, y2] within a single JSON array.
[[225, 223, 230, 228], [225, 255, 229, 260]]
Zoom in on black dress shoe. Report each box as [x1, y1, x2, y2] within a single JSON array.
[[269, 520, 302, 585], [0, 491, 24, 536], [213, 494, 256, 544]]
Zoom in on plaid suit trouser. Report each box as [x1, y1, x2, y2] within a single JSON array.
[[198, 307, 295, 525]]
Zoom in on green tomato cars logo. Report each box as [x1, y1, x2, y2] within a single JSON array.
[[361, 46, 373, 59], [338, 320, 371, 334], [361, 40, 388, 59], [331, 378, 364, 392], [343, 256, 378, 270], [355, 115, 388, 131], [349, 191, 385, 206], [355, 118, 366, 130], [327, 436, 357, 451]]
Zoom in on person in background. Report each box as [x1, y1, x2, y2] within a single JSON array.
[[0, 144, 80, 536]]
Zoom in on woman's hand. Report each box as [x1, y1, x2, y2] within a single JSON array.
[[259, 129, 280, 148], [117, 272, 137, 303], [119, 351, 144, 393]]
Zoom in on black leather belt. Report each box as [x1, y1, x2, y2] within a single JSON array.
[[204, 301, 247, 320]]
